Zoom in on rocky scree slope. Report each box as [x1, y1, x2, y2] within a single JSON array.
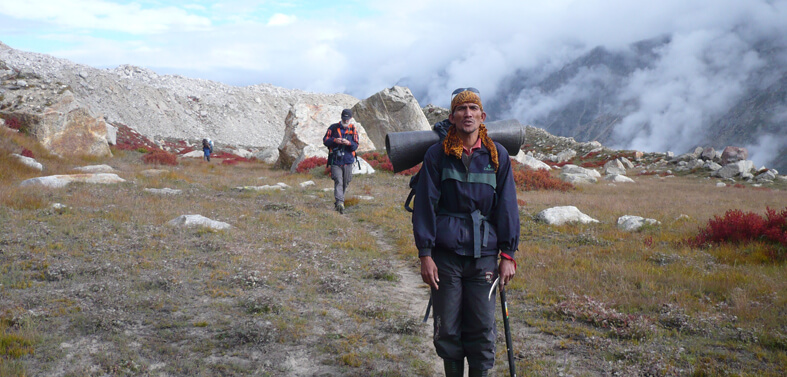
[[0, 41, 358, 149]]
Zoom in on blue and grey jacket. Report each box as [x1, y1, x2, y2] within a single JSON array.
[[412, 140, 519, 259]]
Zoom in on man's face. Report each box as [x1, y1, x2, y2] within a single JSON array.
[[449, 102, 486, 135]]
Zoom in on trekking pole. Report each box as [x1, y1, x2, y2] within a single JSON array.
[[488, 277, 517, 377], [423, 295, 432, 323], [500, 284, 517, 377]]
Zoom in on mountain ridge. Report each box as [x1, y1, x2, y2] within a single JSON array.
[[484, 34, 787, 173]]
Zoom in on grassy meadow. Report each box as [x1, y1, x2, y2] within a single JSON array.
[[1, 125, 786, 376]]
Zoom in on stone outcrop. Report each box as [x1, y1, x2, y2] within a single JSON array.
[[513, 151, 552, 170], [73, 164, 115, 173], [35, 91, 112, 157], [535, 206, 599, 226], [12, 153, 43, 171], [143, 188, 182, 195], [19, 173, 125, 188], [559, 164, 600, 184], [604, 174, 635, 183], [351, 86, 430, 149], [712, 160, 755, 179], [352, 158, 376, 175], [0, 43, 358, 150], [617, 215, 660, 231], [167, 215, 230, 230], [253, 147, 279, 164]]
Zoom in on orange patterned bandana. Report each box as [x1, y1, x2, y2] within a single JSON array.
[[442, 124, 499, 172], [450, 90, 483, 114]]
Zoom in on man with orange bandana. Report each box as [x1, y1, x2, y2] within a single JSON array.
[[413, 88, 520, 376]]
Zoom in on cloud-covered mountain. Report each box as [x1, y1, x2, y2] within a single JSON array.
[[480, 31, 787, 173]]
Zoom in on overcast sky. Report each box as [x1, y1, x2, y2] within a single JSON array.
[[1, 1, 782, 103], [1, 0, 786, 164]]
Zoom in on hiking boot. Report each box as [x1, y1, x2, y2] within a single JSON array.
[[338, 202, 345, 214]]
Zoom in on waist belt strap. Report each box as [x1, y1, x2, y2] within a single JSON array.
[[438, 209, 489, 258]]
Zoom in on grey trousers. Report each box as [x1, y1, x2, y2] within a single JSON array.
[[431, 250, 498, 371], [330, 164, 353, 204]]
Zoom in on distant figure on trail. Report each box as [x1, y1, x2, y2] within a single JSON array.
[[202, 138, 213, 162], [323, 109, 359, 214], [412, 88, 520, 376]]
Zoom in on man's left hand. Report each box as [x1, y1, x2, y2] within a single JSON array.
[[499, 258, 516, 286]]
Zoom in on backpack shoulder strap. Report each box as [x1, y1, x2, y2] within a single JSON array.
[[404, 148, 445, 213]]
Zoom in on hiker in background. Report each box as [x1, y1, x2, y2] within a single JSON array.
[[202, 138, 213, 162], [323, 108, 359, 214], [413, 88, 520, 377]]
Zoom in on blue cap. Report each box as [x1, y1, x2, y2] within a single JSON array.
[[341, 109, 352, 121]]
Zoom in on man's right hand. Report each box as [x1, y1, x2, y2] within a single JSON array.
[[420, 256, 439, 290]]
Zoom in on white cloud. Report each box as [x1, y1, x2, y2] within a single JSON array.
[[746, 133, 787, 170], [267, 13, 296, 27], [0, 0, 211, 34], [612, 29, 765, 153]]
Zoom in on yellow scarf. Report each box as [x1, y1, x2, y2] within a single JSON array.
[[442, 123, 499, 172]]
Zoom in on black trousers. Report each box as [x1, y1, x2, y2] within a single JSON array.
[[431, 249, 498, 371]]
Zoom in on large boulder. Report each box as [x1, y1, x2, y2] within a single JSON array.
[[513, 151, 552, 171], [712, 160, 755, 179], [352, 86, 431, 149], [561, 164, 601, 178], [276, 103, 374, 171], [720, 146, 748, 165], [253, 146, 279, 164], [617, 215, 660, 231], [352, 157, 376, 175], [167, 215, 230, 230], [20, 173, 125, 188], [559, 164, 600, 184], [35, 91, 112, 157], [535, 206, 599, 225], [12, 154, 43, 171]]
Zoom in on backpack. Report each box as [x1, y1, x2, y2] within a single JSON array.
[[326, 123, 360, 169], [404, 120, 451, 212]]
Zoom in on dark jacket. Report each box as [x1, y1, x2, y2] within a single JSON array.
[[323, 122, 359, 166], [412, 139, 519, 259]]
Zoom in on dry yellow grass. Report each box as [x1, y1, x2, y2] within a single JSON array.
[[1, 132, 785, 376]]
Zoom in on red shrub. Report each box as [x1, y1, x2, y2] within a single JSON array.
[[141, 150, 178, 166], [114, 124, 160, 152], [296, 156, 328, 173], [216, 152, 252, 165], [580, 160, 606, 168], [688, 207, 787, 261], [512, 166, 573, 192], [397, 164, 419, 176], [360, 152, 393, 172], [358, 152, 419, 175], [4, 116, 22, 130], [2, 114, 36, 134], [21, 148, 34, 158]]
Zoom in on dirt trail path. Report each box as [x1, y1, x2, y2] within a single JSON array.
[[368, 227, 444, 375], [368, 228, 591, 377]]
